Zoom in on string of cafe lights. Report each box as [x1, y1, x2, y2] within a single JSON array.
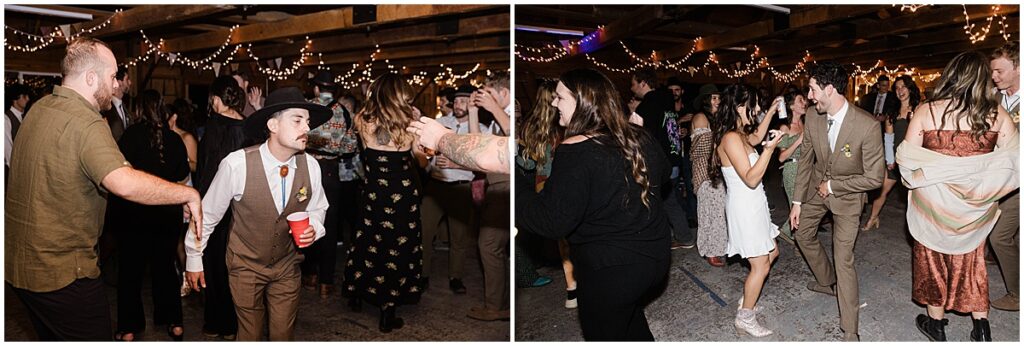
[[894, 4, 930, 13], [514, 44, 568, 63], [963, 5, 1011, 44], [4, 9, 123, 52], [246, 37, 314, 81], [514, 25, 606, 63]]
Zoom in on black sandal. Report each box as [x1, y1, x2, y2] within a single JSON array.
[[167, 325, 184, 341]]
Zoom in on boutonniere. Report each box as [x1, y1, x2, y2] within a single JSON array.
[[1010, 110, 1019, 124], [297, 186, 309, 202], [842, 144, 852, 158]]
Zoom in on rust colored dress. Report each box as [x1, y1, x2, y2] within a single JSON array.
[[911, 130, 999, 313]]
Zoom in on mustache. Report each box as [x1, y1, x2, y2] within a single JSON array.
[[297, 134, 308, 141]]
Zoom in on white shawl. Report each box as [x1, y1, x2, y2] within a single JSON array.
[[896, 133, 1019, 255]]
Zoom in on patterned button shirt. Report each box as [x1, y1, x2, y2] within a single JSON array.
[[308, 97, 362, 181]]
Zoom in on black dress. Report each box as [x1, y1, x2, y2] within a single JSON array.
[[344, 148, 424, 308], [194, 112, 248, 335], [111, 123, 189, 333]]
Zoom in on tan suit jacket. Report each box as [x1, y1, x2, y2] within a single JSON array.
[[794, 101, 885, 215]]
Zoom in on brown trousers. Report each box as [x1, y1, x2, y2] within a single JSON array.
[[794, 200, 860, 334], [479, 178, 510, 310], [990, 190, 1019, 297], [421, 179, 475, 280], [227, 253, 301, 341]]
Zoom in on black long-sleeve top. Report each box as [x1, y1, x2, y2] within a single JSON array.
[[516, 132, 671, 270], [110, 123, 190, 220], [195, 112, 249, 197]]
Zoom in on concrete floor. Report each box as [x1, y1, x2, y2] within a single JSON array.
[[515, 171, 1020, 342], [5, 242, 509, 341]]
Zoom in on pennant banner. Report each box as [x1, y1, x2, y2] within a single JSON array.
[[213, 62, 222, 77], [59, 25, 72, 39]]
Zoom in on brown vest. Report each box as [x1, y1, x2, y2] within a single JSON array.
[[228, 145, 311, 268]]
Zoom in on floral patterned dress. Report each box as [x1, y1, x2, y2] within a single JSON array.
[[343, 147, 423, 307]]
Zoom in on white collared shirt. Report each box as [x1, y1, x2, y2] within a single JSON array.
[[873, 92, 887, 115], [111, 97, 128, 127], [5, 106, 24, 166], [185, 143, 328, 272], [430, 115, 488, 182], [827, 100, 850, 152], [1000, 88, 1020, 113]]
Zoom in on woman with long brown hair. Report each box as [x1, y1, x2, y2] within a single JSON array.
[[515, 80, 578, 308], [111, 89, 190, 341], [342, 73, 429, 333], [899, 51, 1017, 342], [863, 75, 921, 230], [712, 83, 784, 337], [516, 68, 671, 340]]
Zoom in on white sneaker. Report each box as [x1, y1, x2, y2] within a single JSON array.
[[565, 289, 578, 309]]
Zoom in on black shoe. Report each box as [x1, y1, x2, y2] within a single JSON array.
[[687, 219, 698, 229], [449, 278, 467, 294], [348, 297, 362, 312], [970, 318, 991, 341], [916, 314, 948, 341], [379, 306, 404, 333]]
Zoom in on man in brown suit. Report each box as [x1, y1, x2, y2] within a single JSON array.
[[788, 61, 885, 341], [185, 87, 331, 341]]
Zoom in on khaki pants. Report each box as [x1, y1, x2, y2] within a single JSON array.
[[421, 179, 475, 280], [228, 253, 301, 341], [479, 178, 510, 310], [794, 201, 860, 334], [991, 190, 1019, 297]]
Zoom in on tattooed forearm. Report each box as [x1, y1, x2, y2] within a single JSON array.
[[437, 133, 511, 174]]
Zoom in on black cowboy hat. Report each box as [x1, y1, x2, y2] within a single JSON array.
[[453, 85, 476, 98], [310, 70, 335, 87], [243, 87, 332, 140]]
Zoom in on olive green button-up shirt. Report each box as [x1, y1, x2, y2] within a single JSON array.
[[5, 85, 129, 293]]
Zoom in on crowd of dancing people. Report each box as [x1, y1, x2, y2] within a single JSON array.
[[514, 42, 1019, 341], [5, 37, 512, 341]]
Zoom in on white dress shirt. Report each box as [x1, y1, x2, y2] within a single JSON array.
[[1000, 88, 1020, 113], [873, 92, 887, 115], [185, 143, 328, 272], [430, 115, 488, 182], [111, 97, 128, 128], [825, 100, 850, 194], [5, 106, 23, 166]]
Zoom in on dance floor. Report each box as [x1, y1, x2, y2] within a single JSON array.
[[515, 169, 1020, 342], [5, 241, 509, 341]]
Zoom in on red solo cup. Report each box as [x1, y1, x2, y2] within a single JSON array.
[[286, 212, 310, 247]]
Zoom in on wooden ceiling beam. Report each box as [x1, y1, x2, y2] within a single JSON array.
[[66, 5, 236, 41], [661, 5, 883, 60], [161, 4, 498, 53], [314, 36, 507, 66], [237, 13, 508, 60], [562, 5, 667, 56], [765, 21, 1019, 67]]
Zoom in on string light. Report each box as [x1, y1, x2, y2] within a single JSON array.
[[4, 9, 122, 52], [246, 36, 314, 81], [963, 5, 1010, 44], [514, 44, 568, 63], [894, 4, 930, 13]]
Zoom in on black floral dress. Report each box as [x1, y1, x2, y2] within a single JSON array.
[[343, 147, 424, 307]]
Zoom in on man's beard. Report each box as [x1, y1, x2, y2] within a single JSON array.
[[453, 109, 467, 119], [94, 79, 114, 111]]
